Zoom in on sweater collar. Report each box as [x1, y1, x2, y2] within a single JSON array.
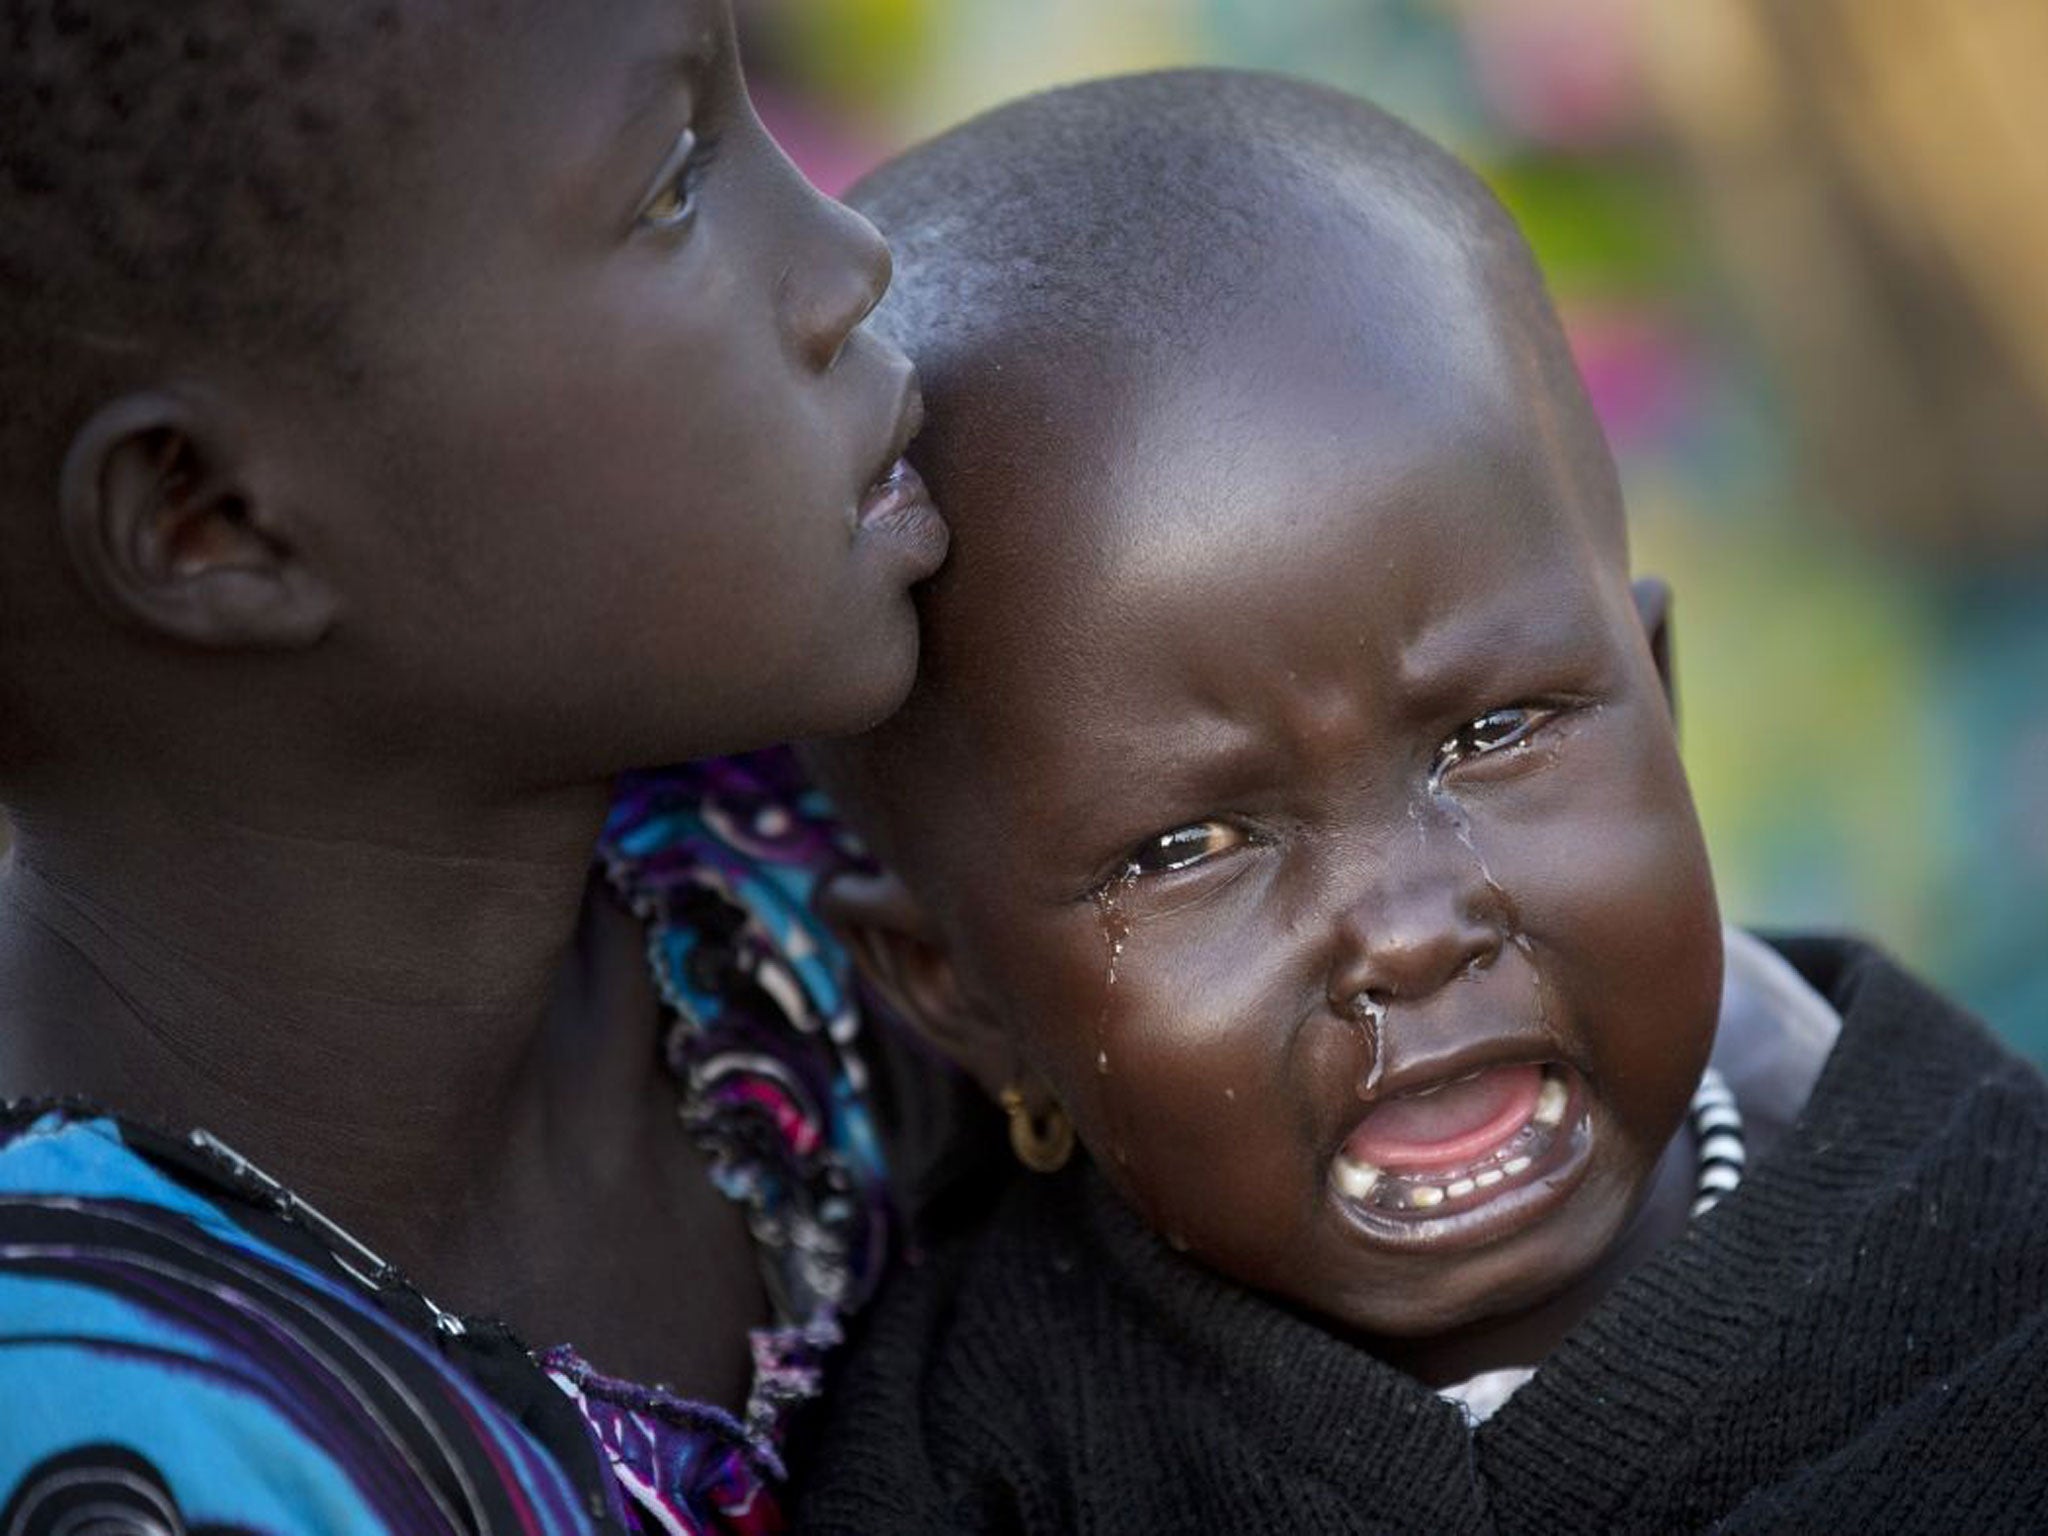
[[1073, 938, 2006, 1520]]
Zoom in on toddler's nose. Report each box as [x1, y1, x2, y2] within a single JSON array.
[[1325, 858, 1507, 1014]]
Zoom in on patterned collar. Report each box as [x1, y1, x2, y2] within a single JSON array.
[[593, 752, 892, 1452]]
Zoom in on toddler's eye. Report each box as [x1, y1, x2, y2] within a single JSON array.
[[1466, 707, 1540, 753], [1123, 821, 1247, 880], [1433, 705, 1550, 781], [639, 129, 715, 232]]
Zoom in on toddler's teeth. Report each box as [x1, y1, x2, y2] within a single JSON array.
[[1502, 1155, 1532, 1177], [1446, 1177, 1476, 1199], [1409, 1184, 1445, 1209], [1334, 1155, 1381, 1201], [1532, 1074, 1568, 1128], [1475, 1168, 1504, 1188]]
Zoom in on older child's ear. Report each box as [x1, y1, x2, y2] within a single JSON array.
[[819, 867, 1014, 1099], [59, 392, 336, 649], [1631, 575, 1678, 716]]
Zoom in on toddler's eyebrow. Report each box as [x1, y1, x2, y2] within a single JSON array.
[[1398, 595, 1610, 705], [1036, 719, 1271, 848]]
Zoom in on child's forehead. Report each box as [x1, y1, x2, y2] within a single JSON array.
[[944, 234, 1597, 567], [891, 375, 1625, 891], [907, 247, 1626, 758], [926, 340, 1612, 739], [416, 0, 723, 117]]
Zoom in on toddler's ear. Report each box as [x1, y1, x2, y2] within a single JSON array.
[[820, 867, 1012, 1101], [59, 392, 336, 649], [1631, 576, 1678, 718]]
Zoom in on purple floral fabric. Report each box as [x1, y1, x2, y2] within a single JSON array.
[[556, 751, 893, 1532]]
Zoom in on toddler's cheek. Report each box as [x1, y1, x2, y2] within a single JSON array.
[[1101, 1113, 1310, 1278], [1112, 1041, 1319, 1253]]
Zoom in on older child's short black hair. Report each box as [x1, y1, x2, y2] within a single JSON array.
[[0, 1, 419, 472]]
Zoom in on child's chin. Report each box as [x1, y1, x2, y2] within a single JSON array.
[[1325, 1182, 1641, 1344], [804, 609, 923, 739], [1344, 1264, 1571, 1343]]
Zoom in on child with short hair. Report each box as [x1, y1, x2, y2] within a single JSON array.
[[796, 70, 2048, 1532], [0, 0, 946, 1527]]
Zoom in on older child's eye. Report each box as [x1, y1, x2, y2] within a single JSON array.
[[639, 129, 716, 232], [1433, 705, 1551, 781], [1122, 821, 1247, 880]]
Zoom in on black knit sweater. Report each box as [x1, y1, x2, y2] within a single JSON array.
[[797, 939, 2048, 1533]]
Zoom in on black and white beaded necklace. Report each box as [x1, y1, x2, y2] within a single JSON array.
[[1688, 1065, 1747, 1217]]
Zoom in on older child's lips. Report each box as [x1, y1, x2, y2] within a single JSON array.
[[1342, 1063, 1544, 1170], [856, 456, 949, 573]]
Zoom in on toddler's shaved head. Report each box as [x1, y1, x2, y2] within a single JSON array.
[[859, 74, 1526, 357], [817, 70, 1626, 878], [854, 70, 1608, 520]]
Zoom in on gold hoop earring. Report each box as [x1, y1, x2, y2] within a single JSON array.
[[999, 1087, 1074, 1174]]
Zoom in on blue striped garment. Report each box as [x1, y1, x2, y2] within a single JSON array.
[[0, 1108, 618, 1533]]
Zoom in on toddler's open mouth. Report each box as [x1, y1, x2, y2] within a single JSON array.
[[1329, 1062, 1585, 1230]]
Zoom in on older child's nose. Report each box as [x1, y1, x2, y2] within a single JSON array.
[[1325, 864, 1507, 1013], [779, 194, 892, 371]]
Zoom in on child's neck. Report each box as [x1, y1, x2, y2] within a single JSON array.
[[0, 769, 646, 1269]]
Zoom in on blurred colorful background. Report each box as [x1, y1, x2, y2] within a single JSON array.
[[739, 0, 2048, 1062]]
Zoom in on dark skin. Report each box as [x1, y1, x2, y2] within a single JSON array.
[[0, 0, 944, 1408], [829, 210, 1782, 1385]]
